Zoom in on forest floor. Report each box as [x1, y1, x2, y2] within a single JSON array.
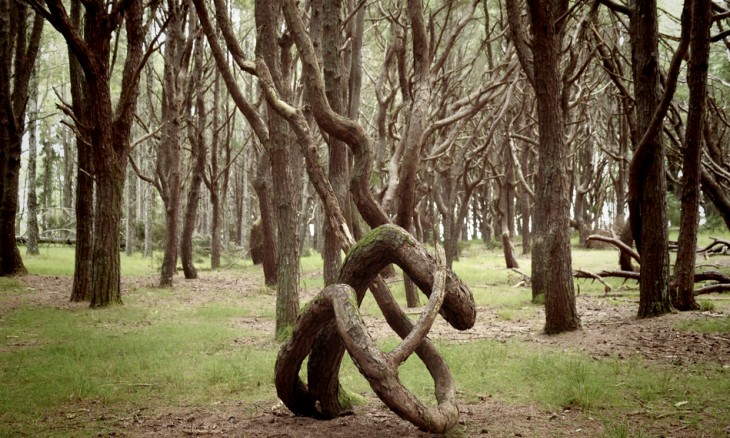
[[3, 264, 730, 437]]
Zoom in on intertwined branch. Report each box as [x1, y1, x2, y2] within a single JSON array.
[[275, 225, 476, 433]]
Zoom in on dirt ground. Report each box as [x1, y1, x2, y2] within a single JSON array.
[[3, 273, 730, 437]]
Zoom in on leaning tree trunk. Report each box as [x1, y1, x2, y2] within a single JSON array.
[[672, 0, 710, 311], [181, 23, 207, 280]]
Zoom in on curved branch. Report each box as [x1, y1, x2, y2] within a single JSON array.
[[587, 234, 641, 264], [281, 0, 389, 227]]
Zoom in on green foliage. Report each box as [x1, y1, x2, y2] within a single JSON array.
[[666, 191, 682, 228], [697, 299, 716, 312], [700, 209, 727, 232]]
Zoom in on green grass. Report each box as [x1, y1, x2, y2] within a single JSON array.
[[21, 246, 166, 276], [677, 315, 730, 333], [0, 302, 276, 437], [3, 243, 730, 436]]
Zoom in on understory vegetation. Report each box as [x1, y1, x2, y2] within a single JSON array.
[[1, 241, 729, 437]]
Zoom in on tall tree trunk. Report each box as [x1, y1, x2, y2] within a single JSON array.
[[69, 11, 94, 301], [525, 0, 579, 333], [182, 22, 206, 280], [26, 65, 40, 256], [322, 0, 349, 286], [209, 72, 222, 270], [672, 0, 710, 311], [125, 162, 137, 256], [0, 0, 41, 277], [256, 0, 301, 339], [395, 0, 432, 308], [158, 0, 189, 287], [628, 0, 672, 318]]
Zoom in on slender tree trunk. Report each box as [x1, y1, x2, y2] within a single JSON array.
[[182, 23, 206, 279], [395, 0, 432, 308], [62, 131, 74, 212], [143, 151, 154, 258], [322, 0, 349, 286], [69, 54, 94, 302], [158, 1, 188, 287], [125, 162, 136, 256], [672, 0, 710, 311], [209, 73, 222, 270], [519, 145, 531, 254], [252, 149, 278, 285], [26, 65, 40, 256], [256, 0, 301, 338]]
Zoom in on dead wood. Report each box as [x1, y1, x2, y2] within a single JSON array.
[[695, 283, 730, 295], [696, 237, 730, 255], [573, 270, 613, 293], [586, 234, 641, 264]]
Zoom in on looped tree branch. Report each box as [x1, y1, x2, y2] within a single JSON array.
[[274, 225, 475, 433]]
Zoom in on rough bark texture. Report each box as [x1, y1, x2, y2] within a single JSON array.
[[256, 0, 301, 339], [275, 225, 475, 432], [0, 0, 41, 276], [68, 7, 94, 301], [628, 0, 672, 318], [158, 0, 189, 287], [525, 0, 580, 333], [34, 0, 146, 306], [321, 0, 349, 286], [25, 65, 40, 256], [303, 225, 475, 418], [394, 0, 431, 309], [672, 0, 710, 311], [252, 151, 278, 285]]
